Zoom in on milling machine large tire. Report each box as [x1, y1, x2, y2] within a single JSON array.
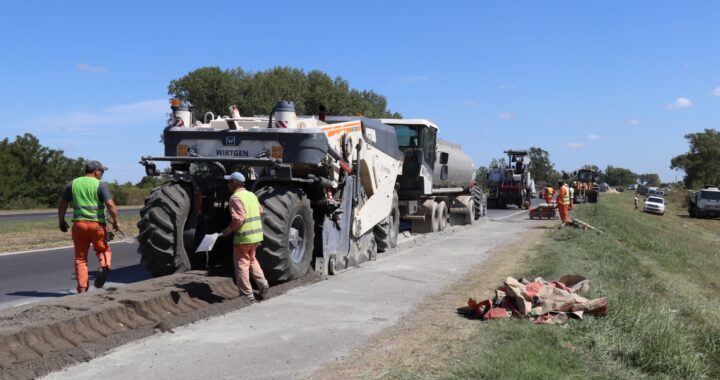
[[256, 185, 314, 284], [472, 186, 487, 219], [137, 182, 193, 277], [374, 191, 400, 252]]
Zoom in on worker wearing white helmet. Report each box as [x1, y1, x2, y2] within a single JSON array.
[[221, 172, 269, 302]]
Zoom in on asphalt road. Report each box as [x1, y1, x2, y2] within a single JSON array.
[[0, 200, 540, 311], [0, 207, 141, 222], [0, 241, 149, 309], [42, 199, 540, 380]]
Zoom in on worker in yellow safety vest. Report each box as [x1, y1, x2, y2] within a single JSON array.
[[221, 172, 269, 301], [57, 160, 121, 292]]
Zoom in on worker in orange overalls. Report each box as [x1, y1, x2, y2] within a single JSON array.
[[544, 185, 554, 204], [556, 180, 570, 224], [58, 161, 121, 293]]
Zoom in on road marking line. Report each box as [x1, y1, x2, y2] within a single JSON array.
[[0, 240, 136, 257], [492, 209, 528, 220]]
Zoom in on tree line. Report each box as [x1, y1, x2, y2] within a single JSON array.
[[0, 134, 165, 209], [168, 66, 402, 120]]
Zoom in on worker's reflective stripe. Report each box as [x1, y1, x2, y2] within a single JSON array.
[[74, 205, 102, 210], [236, 228, 264, 237], [71, 177, 106, 223], [72, 212, 104, 220], [233, 190, 264, 244]]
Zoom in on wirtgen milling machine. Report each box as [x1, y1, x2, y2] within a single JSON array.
[[138, 100, 403, 283]]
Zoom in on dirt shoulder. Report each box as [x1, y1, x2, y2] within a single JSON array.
[[311, 221, 554, 379]]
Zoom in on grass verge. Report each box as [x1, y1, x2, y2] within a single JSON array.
[[319, 193, 720, 379], [0, 214, 140, 253]]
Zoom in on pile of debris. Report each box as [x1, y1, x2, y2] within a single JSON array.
[[465, 275, 608, 324]]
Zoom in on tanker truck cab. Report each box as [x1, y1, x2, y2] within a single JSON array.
[[380, 119, 438, 197], [380, 119, 486, 233]]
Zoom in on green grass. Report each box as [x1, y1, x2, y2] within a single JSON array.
[[389, 193, 720, 379], [0, 213, 140, 252]]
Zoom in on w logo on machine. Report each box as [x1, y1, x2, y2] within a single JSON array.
[[223, 136, 239, 146]]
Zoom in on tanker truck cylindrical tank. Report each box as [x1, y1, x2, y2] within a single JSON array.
[[433, 140, 476, 190]]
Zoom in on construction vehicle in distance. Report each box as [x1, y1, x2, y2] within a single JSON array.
[[486, 150, 533, 209], [137, 99, 403, 283], [377, 119, 486, 233], [688, 186, 720, 218], [573, 166, 599, 203]]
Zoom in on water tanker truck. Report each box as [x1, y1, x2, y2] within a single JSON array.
[[138, 100, 403, 283], [378, 119, 486, 233]]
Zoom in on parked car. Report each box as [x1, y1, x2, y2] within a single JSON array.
[[643, 196, 666, 215]]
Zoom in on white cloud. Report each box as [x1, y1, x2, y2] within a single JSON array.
[[499, 112, 514, 120], [463, 100, 476, 107], [666, 97, 693, 110], [25, 99, 168, 132], [399, 75, 429, 85], [587, 134, 601, 140], [713, 86, 720, 96], [77, 63, 109, 73], [566, 142, 586, 150], [627, 118, 640, 126]]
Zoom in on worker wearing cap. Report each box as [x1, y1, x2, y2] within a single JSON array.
[[58, 160, 120, 293], [556, 180, 571, 224], [544, 185, 554, 205], [221, 172, 269, 301]]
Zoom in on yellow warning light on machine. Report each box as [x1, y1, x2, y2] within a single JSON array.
[[271, 145, 283, 159], [178, 144, 189, 156]]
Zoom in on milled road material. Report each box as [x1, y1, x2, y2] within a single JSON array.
[[0, 221, 478, 380], [0, 272, 320, 380], [40, 214, 531, 380]]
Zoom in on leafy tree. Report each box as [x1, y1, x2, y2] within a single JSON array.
[[0, 134, 85, 209], [168, 66, 401, 121], [168, 67, 242, 122], [638, 173, 661, 187], [135, 175, 169, 189], [528, 147, 558, 184], [670, 129, 720, 188], [489, 157, 507, 168], [603, 165, 638, 186], [475, 166, 489, 190]]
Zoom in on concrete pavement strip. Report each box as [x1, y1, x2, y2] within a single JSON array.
[[34, 216, 530, 380]]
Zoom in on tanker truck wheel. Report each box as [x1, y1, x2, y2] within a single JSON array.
[[256, 185, 314, 284], [137, 182, 193, 277], [374, 191, 400, 252], [436, 201, 449, 231]]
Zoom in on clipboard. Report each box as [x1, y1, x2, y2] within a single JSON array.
[[195, 233, 221, 253]]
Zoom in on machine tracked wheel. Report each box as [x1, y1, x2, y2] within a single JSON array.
[[137, 182, 193, 277], [256, 185, 314, 284], [374, 191, 400, 252]]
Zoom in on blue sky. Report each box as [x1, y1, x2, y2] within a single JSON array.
[[2, 1, 719, 184]]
